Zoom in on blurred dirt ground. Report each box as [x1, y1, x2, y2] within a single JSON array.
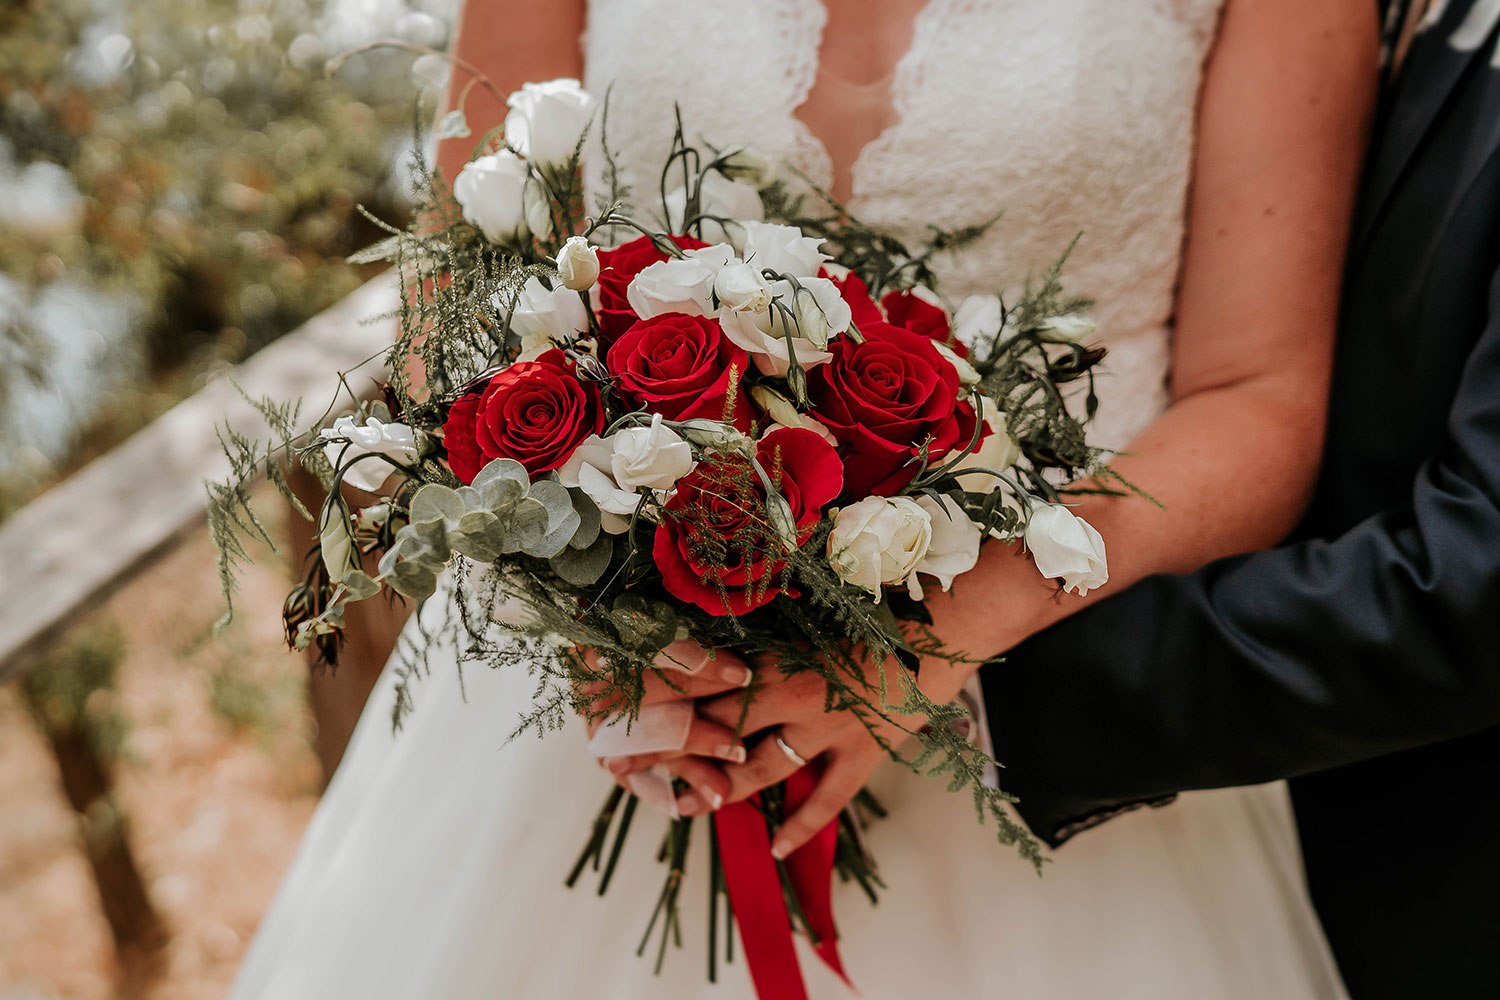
[[0, 499, 322, 1000]]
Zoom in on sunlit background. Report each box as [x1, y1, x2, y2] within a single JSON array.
[[0, 2, 455, 996]]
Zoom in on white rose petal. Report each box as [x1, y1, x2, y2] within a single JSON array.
[[503, 78, 597, 168], [610, 414, 695, 491], [952, 397, 1022, 493], [827, 496, 933, 602], [933, 340, 980, 385], [739, 221, 829, 277], [1024, 504, 1108, 595], [912, 494, 982, 597], [1037, 313, 1097, 344], [454, 150, 550, 245], [626, 244, 735, 320], [557, 235, 600, 291], [717, 275, 848, 377], [320, 415, 418, 493], [664, 171, 764, 246], [953, 294, 1004, 362], [509, 276, 589, 361]]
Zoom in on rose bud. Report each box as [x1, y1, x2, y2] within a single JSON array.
[[556, 235, 600, 291], [1036, 313, 1097, 344], [1024, 504, 1108, 595]]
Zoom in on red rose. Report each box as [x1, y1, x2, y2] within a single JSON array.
[[594, 233, 708, 343], [809, 321, 982, 499], [881, 289, 955, 347], [654, 427, 843, 616], [442, 349, 604, 483], [607, 313, 756, 431]]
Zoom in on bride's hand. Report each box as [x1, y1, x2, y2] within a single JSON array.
[[612, 646, 982, 858]]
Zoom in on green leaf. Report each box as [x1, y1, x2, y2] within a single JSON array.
[[410, 483, 465, 528], [550, 534, 613, 586], [502, 496, 551, 554], [340, 569, 381, 602], [567, 488, 602, 550], [524, 480, 582, 558]]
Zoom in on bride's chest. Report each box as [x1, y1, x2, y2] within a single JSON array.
[[582, 0, 1223, 195]]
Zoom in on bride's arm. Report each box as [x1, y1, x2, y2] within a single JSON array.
[[923, 0, 1380, 663], [434, 0, 586, 186]]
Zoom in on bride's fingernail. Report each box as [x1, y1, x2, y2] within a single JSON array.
[[770, 838, 791, 860], [715, 744, 747, 763], [604, 756, 632, 775], [676, 791, 702, 815], [719, 663, 752, 686]]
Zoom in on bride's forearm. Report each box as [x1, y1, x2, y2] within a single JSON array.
[[924, 0, 1378, 664]]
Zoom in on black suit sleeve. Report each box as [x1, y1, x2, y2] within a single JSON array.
[[986, 264, 1500, 847]]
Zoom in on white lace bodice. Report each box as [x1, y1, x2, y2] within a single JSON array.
[[583, 0, 1223, 449]]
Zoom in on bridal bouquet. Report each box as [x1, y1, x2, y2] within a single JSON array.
[[211, 78, 1121, 997]]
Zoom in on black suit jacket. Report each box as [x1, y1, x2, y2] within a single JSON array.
[[984, 6, 1500, 997]]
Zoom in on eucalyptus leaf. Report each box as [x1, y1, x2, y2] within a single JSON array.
[[340, 569, 381, 602], [567, 488, 602, 550], [549, 534, 613, 586]]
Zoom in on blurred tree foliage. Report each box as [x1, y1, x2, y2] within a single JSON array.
[[0, 0, 445, 513]]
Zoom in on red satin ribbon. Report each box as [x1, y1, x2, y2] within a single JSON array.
[[714, 766, 851, 1000]]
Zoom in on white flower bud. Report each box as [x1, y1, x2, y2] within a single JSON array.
[[556, 236, 599, 291], [714, 261, 774, 313], [1024, 504, 1108, 595], [716, 145, 776, 186], [1037, 313, 1097, 344], [827, 496, 934, 602], [676, 419, 751, 454]]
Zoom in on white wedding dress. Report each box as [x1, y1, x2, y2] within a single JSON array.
[[233, 2, 1350, 997]]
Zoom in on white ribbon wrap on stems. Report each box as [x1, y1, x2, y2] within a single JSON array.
[[586, 640, 714, 817]]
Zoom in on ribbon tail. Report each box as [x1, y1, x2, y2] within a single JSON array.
[[715, 798, 810, 1000], [784, 766, 853, 988]]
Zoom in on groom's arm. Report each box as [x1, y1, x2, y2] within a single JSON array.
[[986, 262, 1500, 846]]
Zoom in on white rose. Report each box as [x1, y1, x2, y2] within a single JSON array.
[[827, 496, 933, 602], [610, 414, 695, 491], [714, 260, 773, 313], [503, 78, 597, 168], [320, 415, 418, 493], [510, 276, 589, 361], [912, 494, 982, 597], [454, 150, 551, 244], [664, 171, 765, 246], [626, 244, 735, 320], [1024, 504, 1108, 595], [739, 221, 829, 277], [952, 397, 1022, 492], [558, 416, 695, 533], [1037, 313, 1097, 344], [556, 235, 599, 291], [718, 276, 849, 377], [952, 294, 1003, 362]]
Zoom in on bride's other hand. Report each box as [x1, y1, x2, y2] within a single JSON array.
[[669, 647, 979, 857], [578, 644, 753, 809]]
